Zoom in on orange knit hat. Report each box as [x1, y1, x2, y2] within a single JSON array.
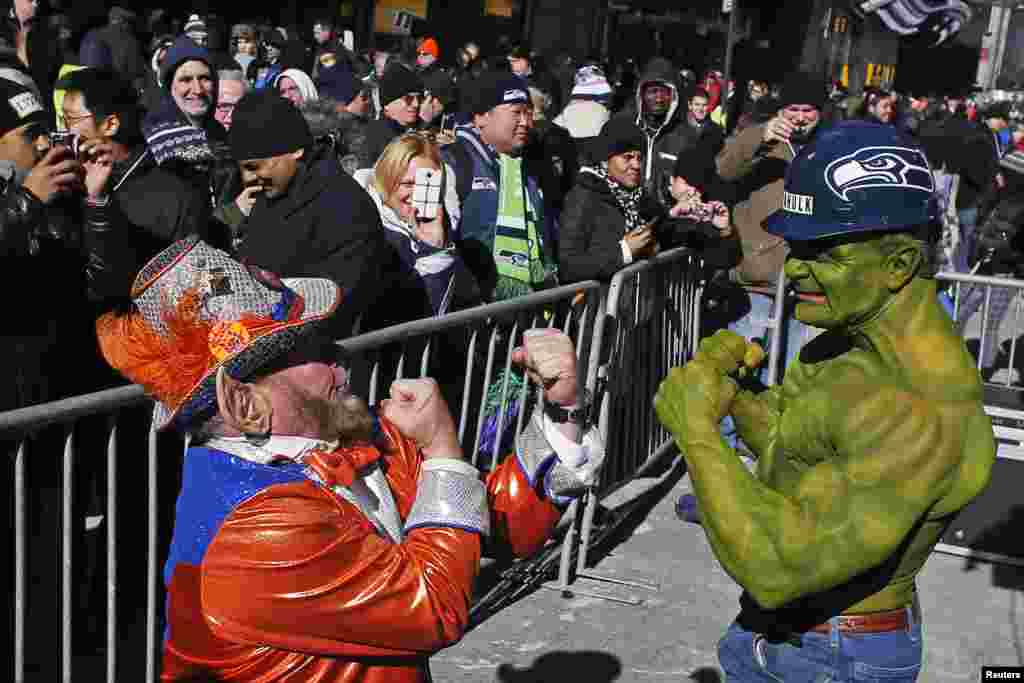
[[418, 37, 439, 58]]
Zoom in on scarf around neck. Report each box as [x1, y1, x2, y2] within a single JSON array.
[[588, 163, 645, 232]]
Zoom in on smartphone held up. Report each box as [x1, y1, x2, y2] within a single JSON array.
[[411, 166, 442, 221]]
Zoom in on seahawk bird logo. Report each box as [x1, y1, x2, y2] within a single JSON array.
[[825, 146, 933, 201]]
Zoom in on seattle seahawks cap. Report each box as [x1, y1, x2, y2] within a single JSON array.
[[764, 121, 938, 241]]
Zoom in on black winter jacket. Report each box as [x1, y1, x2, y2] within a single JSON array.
[[0, 163, 147, 407], [559, 168, 738, 284], [234, 144, 400, 338]]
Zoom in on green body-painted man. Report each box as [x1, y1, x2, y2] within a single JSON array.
[[656, 122, 996, 681]]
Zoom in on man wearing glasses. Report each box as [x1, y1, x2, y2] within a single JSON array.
[[356, 62, 425, 173]]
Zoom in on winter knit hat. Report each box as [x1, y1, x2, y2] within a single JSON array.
[[160, 34, 213, 90], [596, 117, 645, 161], [378, 63, 424, 107], [317, 67, 360, 105], [418, 37, 440, 59], [184, 14, 208, 40], [0, 78, 48, 137], [466, 70, 530, 116], [779, 71, 826, 110], [229, 89, 313, 161], [572, 65, 612, 100]]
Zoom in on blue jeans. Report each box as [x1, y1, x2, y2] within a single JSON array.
[[717, 612, 923, 683]]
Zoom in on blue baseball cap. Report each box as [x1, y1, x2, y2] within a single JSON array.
[[764, 121, 938, 241]]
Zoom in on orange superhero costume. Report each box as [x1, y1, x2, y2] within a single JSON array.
[[160, 415, 599, 682]]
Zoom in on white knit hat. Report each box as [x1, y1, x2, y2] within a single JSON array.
[[571, 65, 612, 99]]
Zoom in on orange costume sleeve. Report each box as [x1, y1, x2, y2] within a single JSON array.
[[166, 419, 566, 682]]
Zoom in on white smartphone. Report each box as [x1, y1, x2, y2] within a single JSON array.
[[412, 167, 443, 221]]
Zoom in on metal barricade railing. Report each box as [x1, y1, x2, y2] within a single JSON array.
[[544, 247, 705, 601], [937, 270, 1024, 388], [1, 248, 718, 680], [764, 269, 1024, 391], [1, 280, 607, 683], [337, 281, 607, 470]]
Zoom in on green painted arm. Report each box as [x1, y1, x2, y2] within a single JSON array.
[[657, 343, 962, 609], [729, 386, 783, 459]]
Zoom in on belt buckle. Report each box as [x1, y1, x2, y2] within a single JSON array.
[[838, 615, 868, 631]]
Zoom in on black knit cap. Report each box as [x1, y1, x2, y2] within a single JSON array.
[[378, 63, 424, 108], [596, 117, 645, 161], [228, 90, 313, 161], [779, 71, 826, 110], [0, 78, 48, 138]]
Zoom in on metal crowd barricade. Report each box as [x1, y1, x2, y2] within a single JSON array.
[[0, 280, 606, 683], [543, 247, 706, 600], [337, 281, 607, 470], [937, 270, 1024, 388], [764, 268, 1024, 390]]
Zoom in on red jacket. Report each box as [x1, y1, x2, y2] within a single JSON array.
[[161, 419, 563, 682]]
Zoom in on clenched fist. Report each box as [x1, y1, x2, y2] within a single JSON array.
[[379, 378, 462, 460], [655, 330, 764, 444], [511, 329, 578, 407]]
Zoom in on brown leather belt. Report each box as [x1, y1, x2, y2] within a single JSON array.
[[809, 607, 910, 635]]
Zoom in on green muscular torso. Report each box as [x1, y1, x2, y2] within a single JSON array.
[[657, 276, 997, 615], [753, 336, 995, 613]]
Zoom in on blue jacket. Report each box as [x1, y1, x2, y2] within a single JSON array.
[[442, 126, 555, 300]]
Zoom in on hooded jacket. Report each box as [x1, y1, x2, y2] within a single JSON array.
[[274, 68, 319, 104], [612, 57, 694, 206]]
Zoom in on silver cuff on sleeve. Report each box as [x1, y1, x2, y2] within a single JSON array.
[[515, 410, 606, 504], [404, 459, 490, 536]]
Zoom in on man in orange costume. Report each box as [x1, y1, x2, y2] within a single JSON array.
[[96, 236, 604, 682]]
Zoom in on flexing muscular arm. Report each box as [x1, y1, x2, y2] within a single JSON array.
[[656, 330, 963, 609]]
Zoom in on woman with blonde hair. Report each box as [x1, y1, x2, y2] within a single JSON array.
[[360, 132, 478, 318]]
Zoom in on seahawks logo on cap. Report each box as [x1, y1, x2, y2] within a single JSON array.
[[825, 146, 933, 201]]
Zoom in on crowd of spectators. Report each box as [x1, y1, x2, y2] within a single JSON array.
[[3, 3, 1022, 678], [0, 1, 1016, 413]]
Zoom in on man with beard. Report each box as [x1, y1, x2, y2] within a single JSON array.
[[95, 236, 604, 683], [655, 121, 993, 683]]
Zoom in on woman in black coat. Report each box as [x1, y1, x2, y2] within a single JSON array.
[[559, 118, 736, 284], [559, 118, 658, 283]]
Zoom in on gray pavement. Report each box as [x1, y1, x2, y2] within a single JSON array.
[[431, 457, 1024, 682]]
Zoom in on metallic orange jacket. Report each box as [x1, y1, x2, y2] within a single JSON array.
[[161, 419, 562, 682]]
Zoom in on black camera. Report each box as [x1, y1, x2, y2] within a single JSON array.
[[48, 130, 80, 159]]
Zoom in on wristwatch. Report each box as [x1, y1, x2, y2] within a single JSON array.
[[544, 389, 592, 428]]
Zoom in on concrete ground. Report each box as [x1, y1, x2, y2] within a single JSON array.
[[431, 457, 1024, 683]]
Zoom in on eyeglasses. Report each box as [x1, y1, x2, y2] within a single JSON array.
[[59, 111, 94, 128]]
